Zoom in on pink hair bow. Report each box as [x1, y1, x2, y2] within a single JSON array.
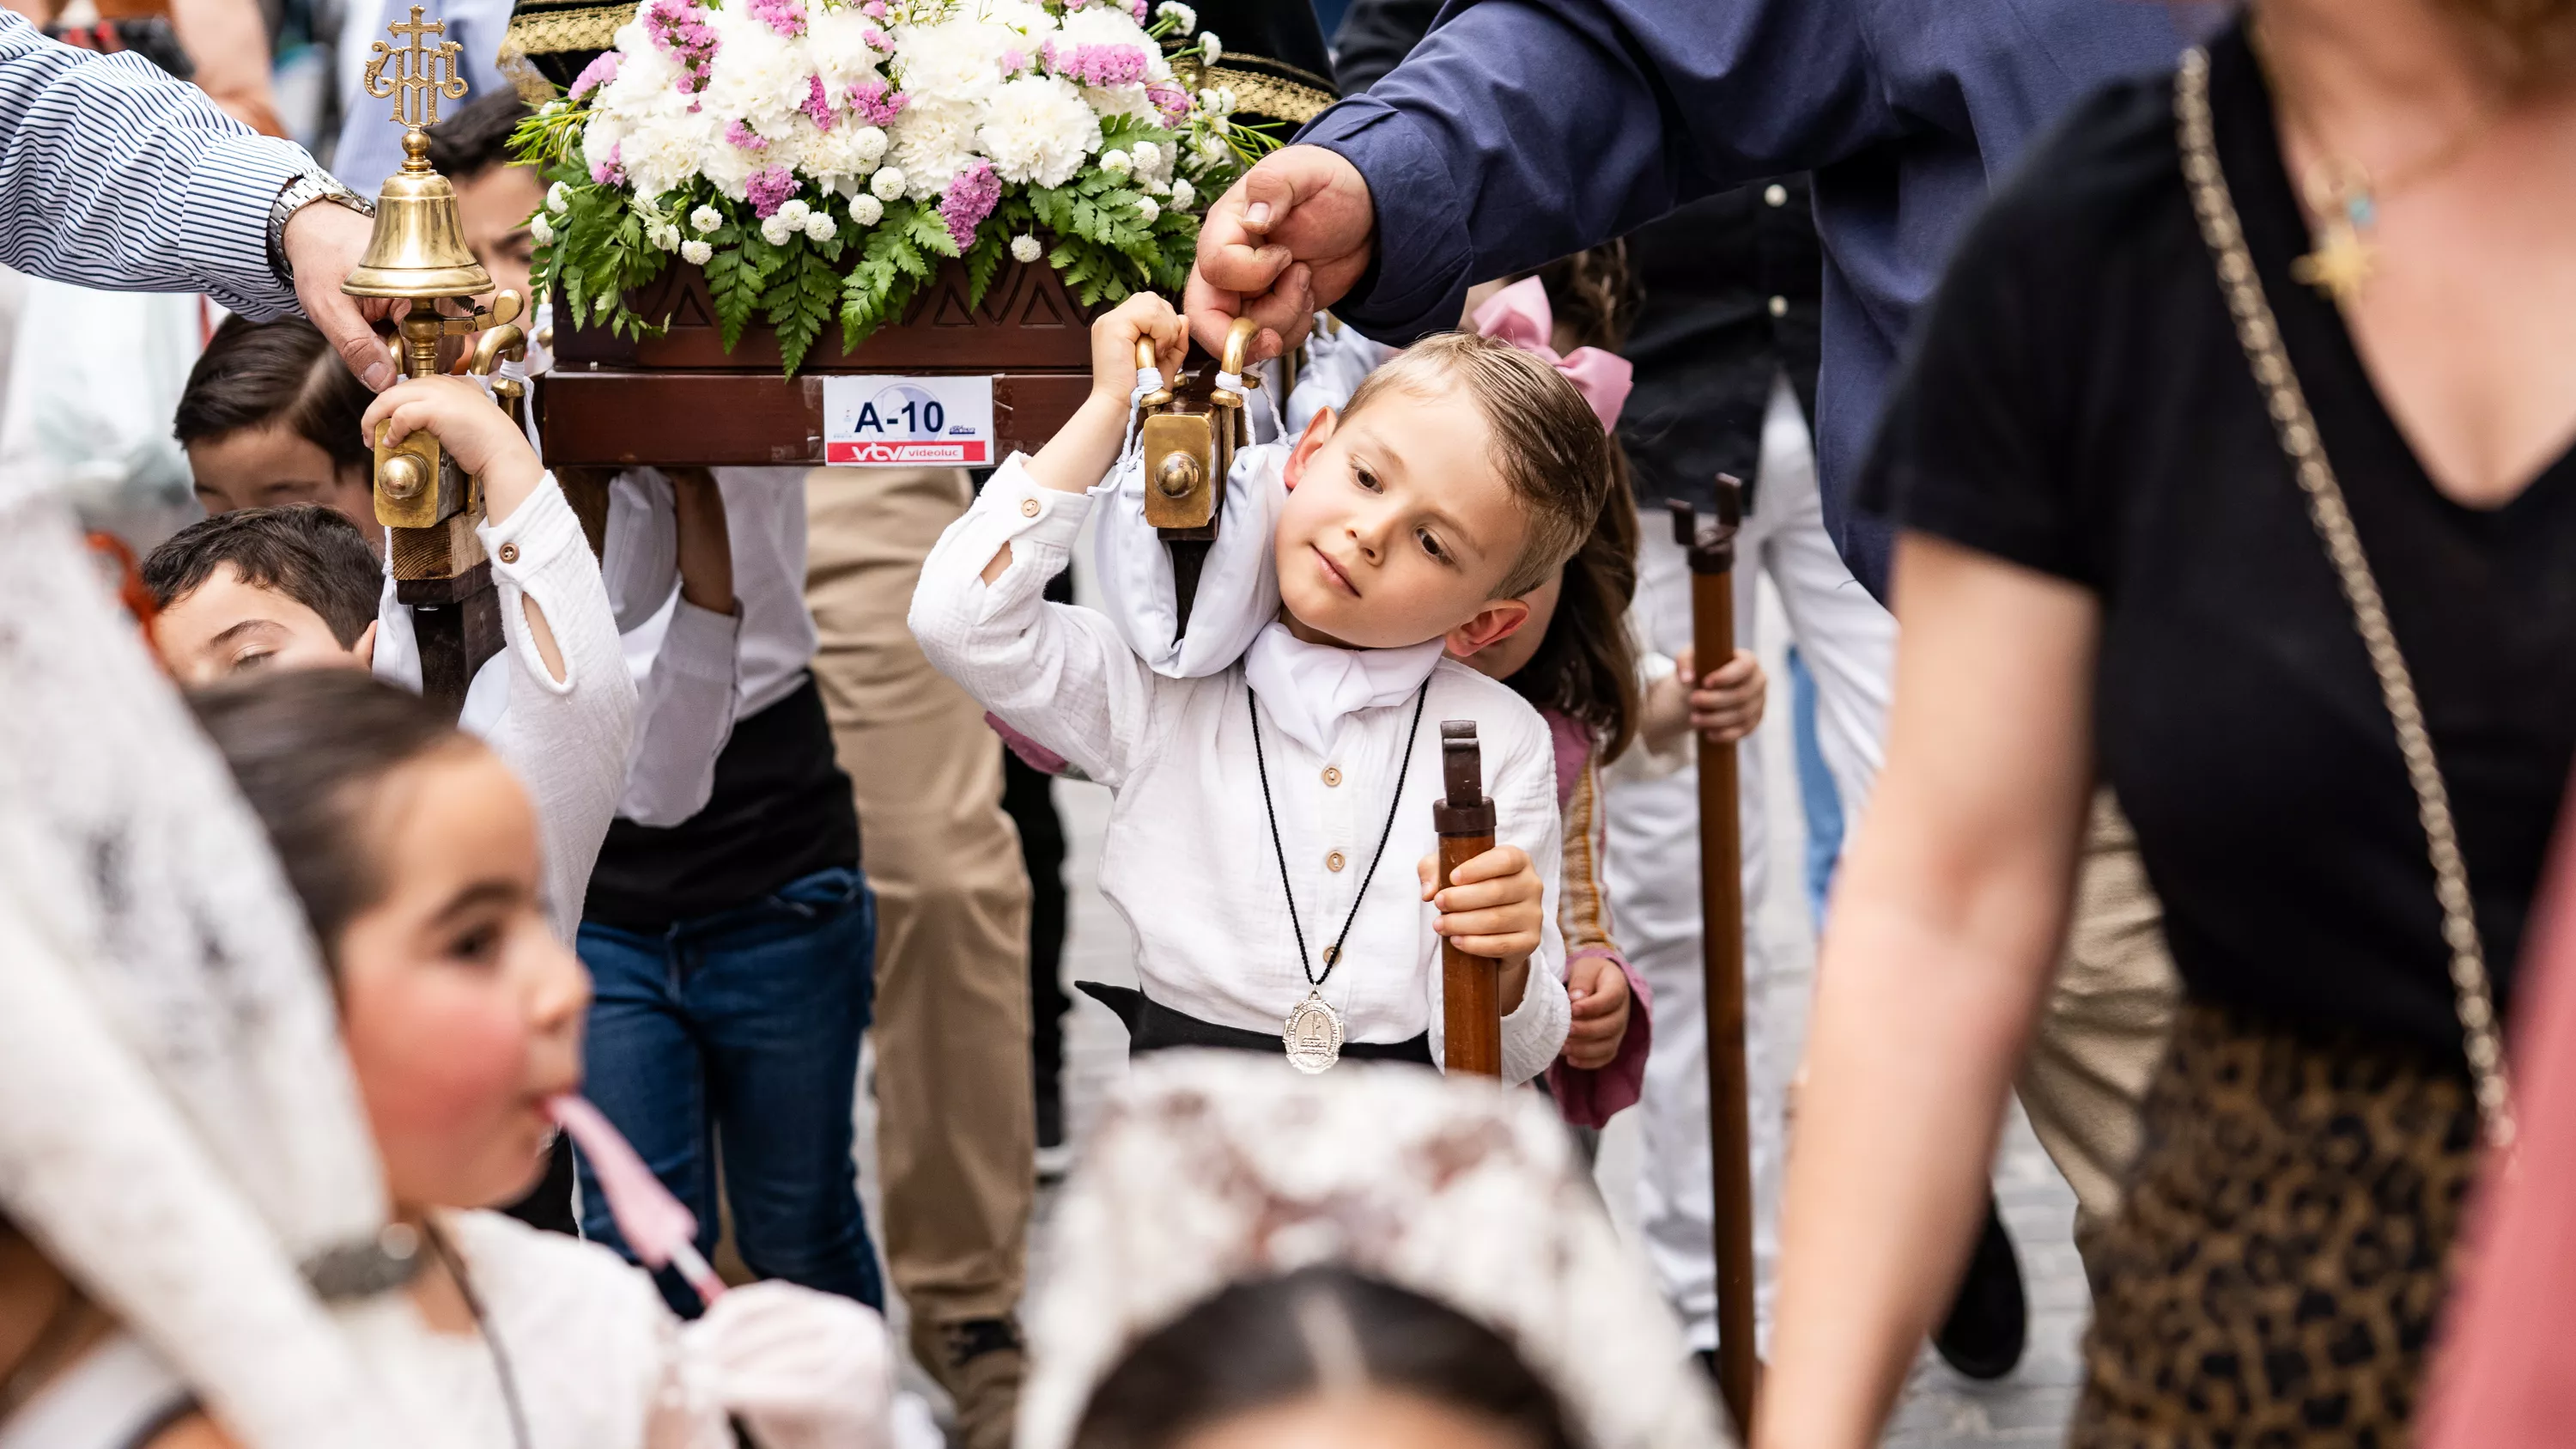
[[1469, 276, 1634, 433]]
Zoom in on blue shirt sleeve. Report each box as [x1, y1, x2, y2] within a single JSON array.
[[1295, 0, 1895, 341]]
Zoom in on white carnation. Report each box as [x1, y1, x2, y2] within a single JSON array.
[[807, 6, 890, 88], [1010, 233, 1042, 263], [893, 16, 1014, 106], [761, 213, 798, 246], [850, 193, 884, 225], [1056, 4, 1151, 51], [975, 73, 1100, 188], [690, 204, 723, 233], [529, 213, 556, 246], [546, 181, 572, 213], [624, 109, 726, 199], [1099, 148, 1131, 174], [1170, 178, 1194, 209], [804, 211, 838, 241], [681, 238, 714, 265], [775, 197, 811, 227], [871, 167, 908, 201], [700, 14, 807, 135], [1079, 81, 1157, 125], [1135, 195, 1158, 225], [885, 96, 981, 197]]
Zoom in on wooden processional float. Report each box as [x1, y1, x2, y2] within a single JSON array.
[[499, 0, 1339, 557]]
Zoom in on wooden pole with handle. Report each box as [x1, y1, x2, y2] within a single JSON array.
[[1669, 483, 1757, 1434], [1435, 720, 1504, 1076]]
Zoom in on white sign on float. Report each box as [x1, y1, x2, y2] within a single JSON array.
[[823, 374, 997, 466]]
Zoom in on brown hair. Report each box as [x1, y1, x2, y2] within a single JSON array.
[[143, 504, 382, 648], [189, 670, 476, 968], [173, 315, 373, 481], [427, 89, 532, 180], [1073, 1266, 1579, 1449], [1341, 332, 1615, 600], [1492, 244, 1645, 759]]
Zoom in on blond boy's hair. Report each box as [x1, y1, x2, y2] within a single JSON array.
[[1340, 332, 1614, 600]]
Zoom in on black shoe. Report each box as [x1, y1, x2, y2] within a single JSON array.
[[1932, 1195, 2026, 1380], [1034, 1075, 1073, 1183]]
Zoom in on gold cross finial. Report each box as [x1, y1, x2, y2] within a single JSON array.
[[363, 7, 468, 132]]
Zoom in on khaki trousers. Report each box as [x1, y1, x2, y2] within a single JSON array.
[[2018, 790, 2179, 1268], [805, 467, 1034, 1329]]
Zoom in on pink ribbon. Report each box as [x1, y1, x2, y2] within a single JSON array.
[[1468, 276, 1634, 433]]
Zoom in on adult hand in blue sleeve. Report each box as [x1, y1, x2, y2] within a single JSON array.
[[1184, 145, 1376, 362]]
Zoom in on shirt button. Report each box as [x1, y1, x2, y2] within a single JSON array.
[[1764, 183, 1788, 207], [1321, 766, 1342, 787], [1019, 496, 1042, 518], [497, 542, 519, 564], [1326, 850, 1346, 873], [1768, 295, 1789, 318]]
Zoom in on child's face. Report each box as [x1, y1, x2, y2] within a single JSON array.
[[187, 426, 383, 552], [153, 565, 374, 685], [1275, 381, 1533, 654], [337, 745, 588, 1211]]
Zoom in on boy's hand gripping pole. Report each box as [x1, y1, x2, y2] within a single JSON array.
[[1670, 480, 1758, 1434], [1433, 721, 1503, 1077]]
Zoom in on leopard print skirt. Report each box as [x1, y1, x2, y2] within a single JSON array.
[[2070, 1000, 2481, 1448]]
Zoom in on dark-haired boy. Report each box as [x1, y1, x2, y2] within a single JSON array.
[[147, 377, 636, 950]]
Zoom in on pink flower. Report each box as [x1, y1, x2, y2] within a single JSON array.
[[861, 26, 892, 51], [1129, 0, 1146, 20], [747, 165, 799, 217], [800, 74, 835, 130], [861, 0, 884, 15], [1000, 47, 1028, 72], [1044, 40, 1147, 87], [642, 0, 719, 92], [745, 0, 805, 38], [589, 140, 626, 186], [725, 119, 768, 150], [568, 50, 619, 100], [1146, 82, 1189, 122], [844, 77, 906, 125], [938, 159, 1000, 249]]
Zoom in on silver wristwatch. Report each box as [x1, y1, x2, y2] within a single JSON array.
[[266, 171, 376, 286]]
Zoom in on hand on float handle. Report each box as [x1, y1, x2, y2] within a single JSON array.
[[1562, 952, 1633, 1071], [1641, 646, 1769, 752], [988, 293, 1193, 583], [1419, 843, 1541, 1011], [358, 374, 546, 524], [285, 199, 400, 391], [1184, 144, 1378, 362]]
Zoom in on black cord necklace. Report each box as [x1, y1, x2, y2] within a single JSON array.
[[1248, 679, 1431, 1073], [424, 1220, 534, 1449]]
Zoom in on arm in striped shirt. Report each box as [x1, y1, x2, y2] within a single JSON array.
[[0, 10, 312, 316]]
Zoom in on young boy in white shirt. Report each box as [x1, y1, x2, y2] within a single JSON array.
[[913, 294, 1611, 1081]]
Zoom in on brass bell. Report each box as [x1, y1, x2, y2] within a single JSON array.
[[343, 130, 494, 301]]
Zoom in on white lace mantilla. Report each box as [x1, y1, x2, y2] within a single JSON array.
[[0, 495, 402, 1447], [1018, 1055, 1729, 1449]]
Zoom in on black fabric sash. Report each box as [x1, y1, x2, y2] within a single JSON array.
[[1076, 982, 1434, 1066]]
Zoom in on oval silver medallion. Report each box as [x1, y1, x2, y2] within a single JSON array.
[[1283, 989, 1345, 1074]]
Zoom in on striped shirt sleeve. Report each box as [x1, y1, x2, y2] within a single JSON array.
[[0, 10, 315, 317]]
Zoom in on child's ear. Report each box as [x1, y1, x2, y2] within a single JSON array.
[[1443, 597, 1533, 659], [352, 619, 379, 668], [1282, 407, 1337, 490]]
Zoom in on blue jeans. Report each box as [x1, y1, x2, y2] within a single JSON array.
[[574, 866, 883, 1317]]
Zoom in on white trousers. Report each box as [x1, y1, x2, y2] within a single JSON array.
[[1608, 376, 1896, 1349]]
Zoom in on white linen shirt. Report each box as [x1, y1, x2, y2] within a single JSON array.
[[910, 456, 1572, 1083], [373, 478, 640, 943]]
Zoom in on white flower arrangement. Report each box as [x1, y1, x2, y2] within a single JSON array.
[[514, 0, 1273, 374]]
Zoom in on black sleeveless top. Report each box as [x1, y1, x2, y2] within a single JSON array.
[[1856, 21, 2576, 1060]]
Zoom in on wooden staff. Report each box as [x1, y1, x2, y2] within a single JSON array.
[[1435, 720, 1503, 1076], [1670, 483, 1756, 1432]]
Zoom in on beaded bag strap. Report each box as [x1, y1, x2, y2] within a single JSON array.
[[2173, 46, 2514, 1148]]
